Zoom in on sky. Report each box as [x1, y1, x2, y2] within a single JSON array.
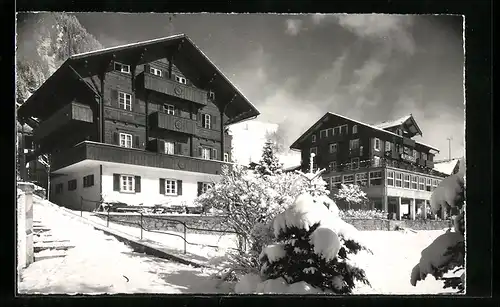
[[60, 13, 465, 160]]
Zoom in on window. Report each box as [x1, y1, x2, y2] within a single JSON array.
[[374, 138, 381, 151], [118, 92, 132, 111], [311, 134, 316, 143], [397, 128, 403, 136], [201, 182, 212, 194], [164, 141, 175, 154], [419, 177, 425, 191], [333, 126, 340, 136], [413, 150, 418, 160], [114, 62, 130, 74], [163, 104, 175, 115], [328, 161, 337, 172], [387, 171, 394, 186], [426, 178, 432, 191], [421, 152, 428, 160], [120, 175, 135, 193], [150, 67, 162, 77], [320, 129, 328, 139], [372, 156, 381, 167], [331, 176, 342, 189], [343, 174, 354, 184], [351, 157, 360, 170], [349, 139, 360, 150], [175, 75, 187, 84], [201, 147, 211, 160], [411, 175, 418, 190], [329, 143, 337, 153], [119, 133, 133, 148], [403, 174, 410, 188], [55, 183, 63, 194], [340, 125, 348, 135], [352, 125, 358, 134], [432, 179, 439, 191], [204, 114, 211, 129], [369, 171, 383, 186], [385, 141, 392, 152], [208, 91, 216, 101], [83, 174, 94, 188], [224, 153, 229, 162], [355, 173, 368, 186], [310, 147, 317, 155], [67, 179, 77, 191], [395, 172, 402, 187], [165, 179, 177, 195]]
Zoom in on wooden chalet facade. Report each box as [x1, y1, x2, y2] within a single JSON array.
[[290, 113, 449, 220], [17, 34, 260, 211]]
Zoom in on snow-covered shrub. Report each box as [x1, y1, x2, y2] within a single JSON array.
[[333, 184, 369, 210], [339, 209, 387, 220], [254, 140, 283, 176], [237, 192, 372, 294], [410, 167, 465, 293]]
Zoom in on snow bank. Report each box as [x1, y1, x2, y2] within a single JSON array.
[[430, 173, 464, 213], [235, 275, 334, 294], [260, 244, 286, 263], [235, 274, 262, 293], [309, 226, 341, 261]]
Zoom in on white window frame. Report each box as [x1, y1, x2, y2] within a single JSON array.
[[349, 138, 360, 150], [319, 129, 328, 139], [411, 175, 418, 190], [119, 133, 133, 148], [164, 141, 175, 154], [201, 147, 211, 160], [163, 104, 175, 115], [224, 153, 229, 162], [310, 147, 318, 155], [355, 173, 368, 186], [311, 134, 316, 143], [329, 143, 337, 153], [204, 114, 211, 129], [403, 174, 410, 189], [340, 125, 348, 135], [374, 138, 381, 151], [114, 62, 130, 74], [395, 172, 403, 187], [351, 157, 360, 170], [118, 92, 132, 111], [120, 175, 135, 193], [373, 156, 381, 167], [352, 125, 358, 134], [175, 75, 187, 84], [369, 170, 383, 186], [385, 141, 392, 152], [419, 177, 425, 191], [432, 179, 439, 191], [426, 178, 433, 191], [165, 179, 177, 195], [333, 126, 340, 136], [150, 67, 162, 77], [208, 91, 216, 101], [387, 171, 394, 186]]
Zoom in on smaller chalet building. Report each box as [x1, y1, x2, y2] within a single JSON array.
[[17, 34, 260, 211], [290, 113, 450, 220]]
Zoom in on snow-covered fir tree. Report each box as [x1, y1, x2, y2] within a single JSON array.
[[254, 140, 284, 176]]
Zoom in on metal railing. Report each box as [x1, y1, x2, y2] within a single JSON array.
[[80, 197, 245, 254]]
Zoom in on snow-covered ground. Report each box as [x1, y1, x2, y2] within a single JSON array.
[[18, 197, 231, 294]]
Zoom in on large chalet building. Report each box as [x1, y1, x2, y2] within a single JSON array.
[[17, 34, 260, 211], [290, 112, 449, 220]]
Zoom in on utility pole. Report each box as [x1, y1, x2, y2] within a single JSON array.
[[446, 137, 453, 161]]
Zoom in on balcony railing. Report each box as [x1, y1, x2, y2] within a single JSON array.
[[149, 111, 197, 135], [104, 107, 146, 125], [33, 102, 93, 141], [137, 72, 208, 106], [51, 141, 232, 175]]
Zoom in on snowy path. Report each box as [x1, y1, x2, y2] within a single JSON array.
[[18, 198, 231, 294]]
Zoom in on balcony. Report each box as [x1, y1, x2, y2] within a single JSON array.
[[348, 147, 363, 157], [137, 72, 208, 106], [51, 141, 231, 175], [149, 112, 196, 135], [104, 107, 146, 125], [33, 102, 93, 141], [401, 153, 417, 163], [403, 137, 416, 147]]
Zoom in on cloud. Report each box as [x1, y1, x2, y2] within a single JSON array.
[[333, 14, 416, 55], [285, 19, 303, 36]]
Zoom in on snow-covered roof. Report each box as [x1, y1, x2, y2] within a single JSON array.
[[373, 114, 412, 129], [433, 159, 460, 175], [290, 112, 439, 152]]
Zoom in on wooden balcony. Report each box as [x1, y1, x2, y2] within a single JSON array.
[[137, 72, 208, 106], [197, 127, 222, 141], [149, 111, 196, 135], [425, 160, 434, 168], [33, 102, 93, 141], [104, 107, 146, 125], [403, 137, 416, 147], [51, 141, 231, 175], [401, 153, 417, 163]]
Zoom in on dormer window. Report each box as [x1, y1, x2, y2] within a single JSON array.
[[114, 62, 130, 74], [150, 67, 162, 77], [311, 134, 316, 143], [175, 75, 187, 84], [208, 91, 216, 101]]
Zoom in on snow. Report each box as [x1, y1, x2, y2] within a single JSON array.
[[433, 159, 460, 176], [260, 244, 286, 263], [373, 114, 412, 130], [309, 226, 341, 261], [430, 172, 464, 213], [234, 273, 262, 293], [19, 197, 231, 294]]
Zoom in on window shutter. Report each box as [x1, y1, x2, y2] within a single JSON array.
[[198, 147, 203, 158], [134, 136, 140, 148], [162, 69, 168, 79], [201, 114, 206, 128], [212, 116, 217, 130], [135, 176, 141, 193], [91, 175, 94, 186], [113, 132, 119, 145], [177, 180, 183, 195], [211, 148, 218, 160], [175, 143, 182, 155], [197, 182, 203, 196], [159, 178, 165, 194], [113, 174, 120, 191], [111, 89, 118, 107], [159, 140, 165, 153]]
